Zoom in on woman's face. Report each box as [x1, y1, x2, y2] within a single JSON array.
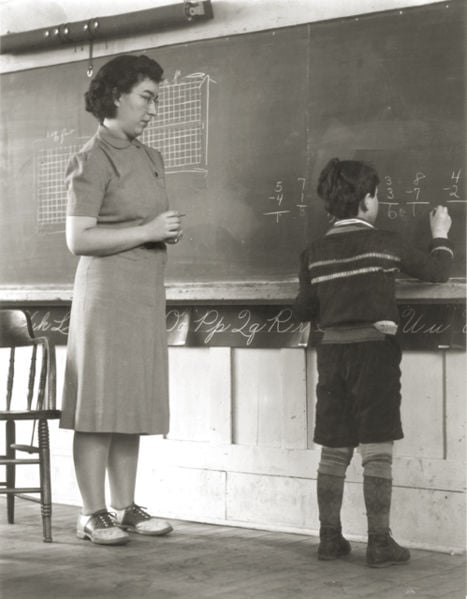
[[113, 77, 160, 139]]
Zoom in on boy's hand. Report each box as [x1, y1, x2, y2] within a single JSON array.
[[430, 205, 451, 238]]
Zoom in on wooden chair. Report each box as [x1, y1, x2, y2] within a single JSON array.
[[0, 309, 60, 542]]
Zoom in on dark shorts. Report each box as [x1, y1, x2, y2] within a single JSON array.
[[313, 337, 403, 447]]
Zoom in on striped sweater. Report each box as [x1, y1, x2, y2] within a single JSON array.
[[293, 219, 454, 328]]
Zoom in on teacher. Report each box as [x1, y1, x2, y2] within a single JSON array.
[[60, 54, 183, 545]]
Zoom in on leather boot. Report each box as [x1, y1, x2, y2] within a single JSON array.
[[367, 531, 411, 568], [317, 472, 351, 560], [318, 525, 351, 560], [363, 476, 410, 567]]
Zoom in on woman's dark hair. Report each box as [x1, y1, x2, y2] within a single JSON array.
[[85, 54, 164, 122], [317, 158, 379, 219]]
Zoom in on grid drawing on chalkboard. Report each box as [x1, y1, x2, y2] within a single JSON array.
[[142, 73, 211, 173], [35, 139, 88, 233]]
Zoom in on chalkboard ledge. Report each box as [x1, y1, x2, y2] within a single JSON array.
[[0, 279, 465, 305]]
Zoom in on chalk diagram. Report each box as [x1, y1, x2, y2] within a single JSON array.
[[35, 72, 213, 233], [35, 137, 89, 233], [142, 72, 212, 173]]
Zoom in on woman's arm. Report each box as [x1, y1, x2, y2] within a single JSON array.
[[66, 212, 183, 257]]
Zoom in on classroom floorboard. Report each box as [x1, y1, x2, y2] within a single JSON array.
[[0, 498, 465, 599]]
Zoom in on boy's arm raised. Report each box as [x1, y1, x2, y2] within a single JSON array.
[[399, 205, 454, 283]]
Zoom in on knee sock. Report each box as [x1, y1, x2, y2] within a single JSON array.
[[360, 442, 393, 535], [317, 446, 353, 530]]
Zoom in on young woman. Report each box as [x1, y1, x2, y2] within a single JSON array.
[[61, 54, 183, 545], [294, 158, 453, 567]]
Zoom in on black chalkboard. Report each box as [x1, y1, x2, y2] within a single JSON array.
[[0, 1, 465, 292]]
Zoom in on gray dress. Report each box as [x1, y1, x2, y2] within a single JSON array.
[[60, 125, 170, 434]]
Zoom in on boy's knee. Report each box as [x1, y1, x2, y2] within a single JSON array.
[[318, 446, 354, 477], [360, 442, 393, 480]]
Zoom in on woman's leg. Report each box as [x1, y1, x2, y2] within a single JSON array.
[[73, 431, 111, 514], [74, 431, 130, 545], [107, 433, 140, 510], [108, 434, 173, 536]]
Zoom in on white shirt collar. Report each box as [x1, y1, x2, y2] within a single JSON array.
[[333, 218, 374, 229]]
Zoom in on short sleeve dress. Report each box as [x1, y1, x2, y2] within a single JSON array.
[[60, 125, 170, 434]]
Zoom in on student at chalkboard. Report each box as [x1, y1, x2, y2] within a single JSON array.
[[60, 55, 184, 545], [294, 158, 453, 567]]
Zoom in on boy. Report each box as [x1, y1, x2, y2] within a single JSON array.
[[294, 158, 453, 567]]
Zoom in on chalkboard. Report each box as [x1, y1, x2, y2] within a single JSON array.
[[0, 1, 465, 295]]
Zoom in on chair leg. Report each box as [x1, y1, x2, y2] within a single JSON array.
[[6, 420, 16, 524], [38, 419, 53, 542]]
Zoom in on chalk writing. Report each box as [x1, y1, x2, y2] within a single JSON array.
[[193, 309, 231, 343], [27, 304, 465, 350], [264, 178, 309, 222], [31, 310, 70, 337], [46, 128, 75, 144], [166, 309, 190, 334], [296, 177, 307, 216], [383, 176, 395, 201], [405, 171, 429, 215], [166, 309, 190, 345], [444, 169, 464, 203], [264, 180, 291, 222], [400, 306, 451, 335], [381, 170, 431, 218], [193, 307, 308, 346], [377, 164, 467, 220]]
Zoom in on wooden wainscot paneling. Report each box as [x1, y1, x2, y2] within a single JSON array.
[[168, 347, 213, 442], [139, 463, 227, 523], [398, 352, 444, 458], [232, 348, 307, 449], [167, 346, 233, 444], [226, 472, 316, 531], [445, 352, 466, 462]]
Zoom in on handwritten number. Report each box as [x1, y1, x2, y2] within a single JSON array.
[[384, 176, 395, 201]]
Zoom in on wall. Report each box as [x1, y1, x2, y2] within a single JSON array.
[[0, 0, 450, 73], [0, 0, 465, 553]]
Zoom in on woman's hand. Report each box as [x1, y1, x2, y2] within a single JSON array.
[[430, 205, 451, 239], [144, 211, 184, 243]]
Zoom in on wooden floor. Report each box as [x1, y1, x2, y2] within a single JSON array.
[[0, 499, 465, 599]]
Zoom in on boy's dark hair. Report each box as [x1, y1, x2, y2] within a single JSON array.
[[85, 54, 164, 123], [317, 158, 380, 219]]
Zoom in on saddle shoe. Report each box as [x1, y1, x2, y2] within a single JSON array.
[[114, 503, 173, 536], [76, 509, 130, 545]]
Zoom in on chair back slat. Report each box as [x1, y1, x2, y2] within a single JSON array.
[[36, 343, 48, 410], [6, 347, 15, 410], [27, 345, 37, 411]]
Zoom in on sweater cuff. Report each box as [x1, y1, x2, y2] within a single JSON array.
[[429, 238, 454, 258]]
